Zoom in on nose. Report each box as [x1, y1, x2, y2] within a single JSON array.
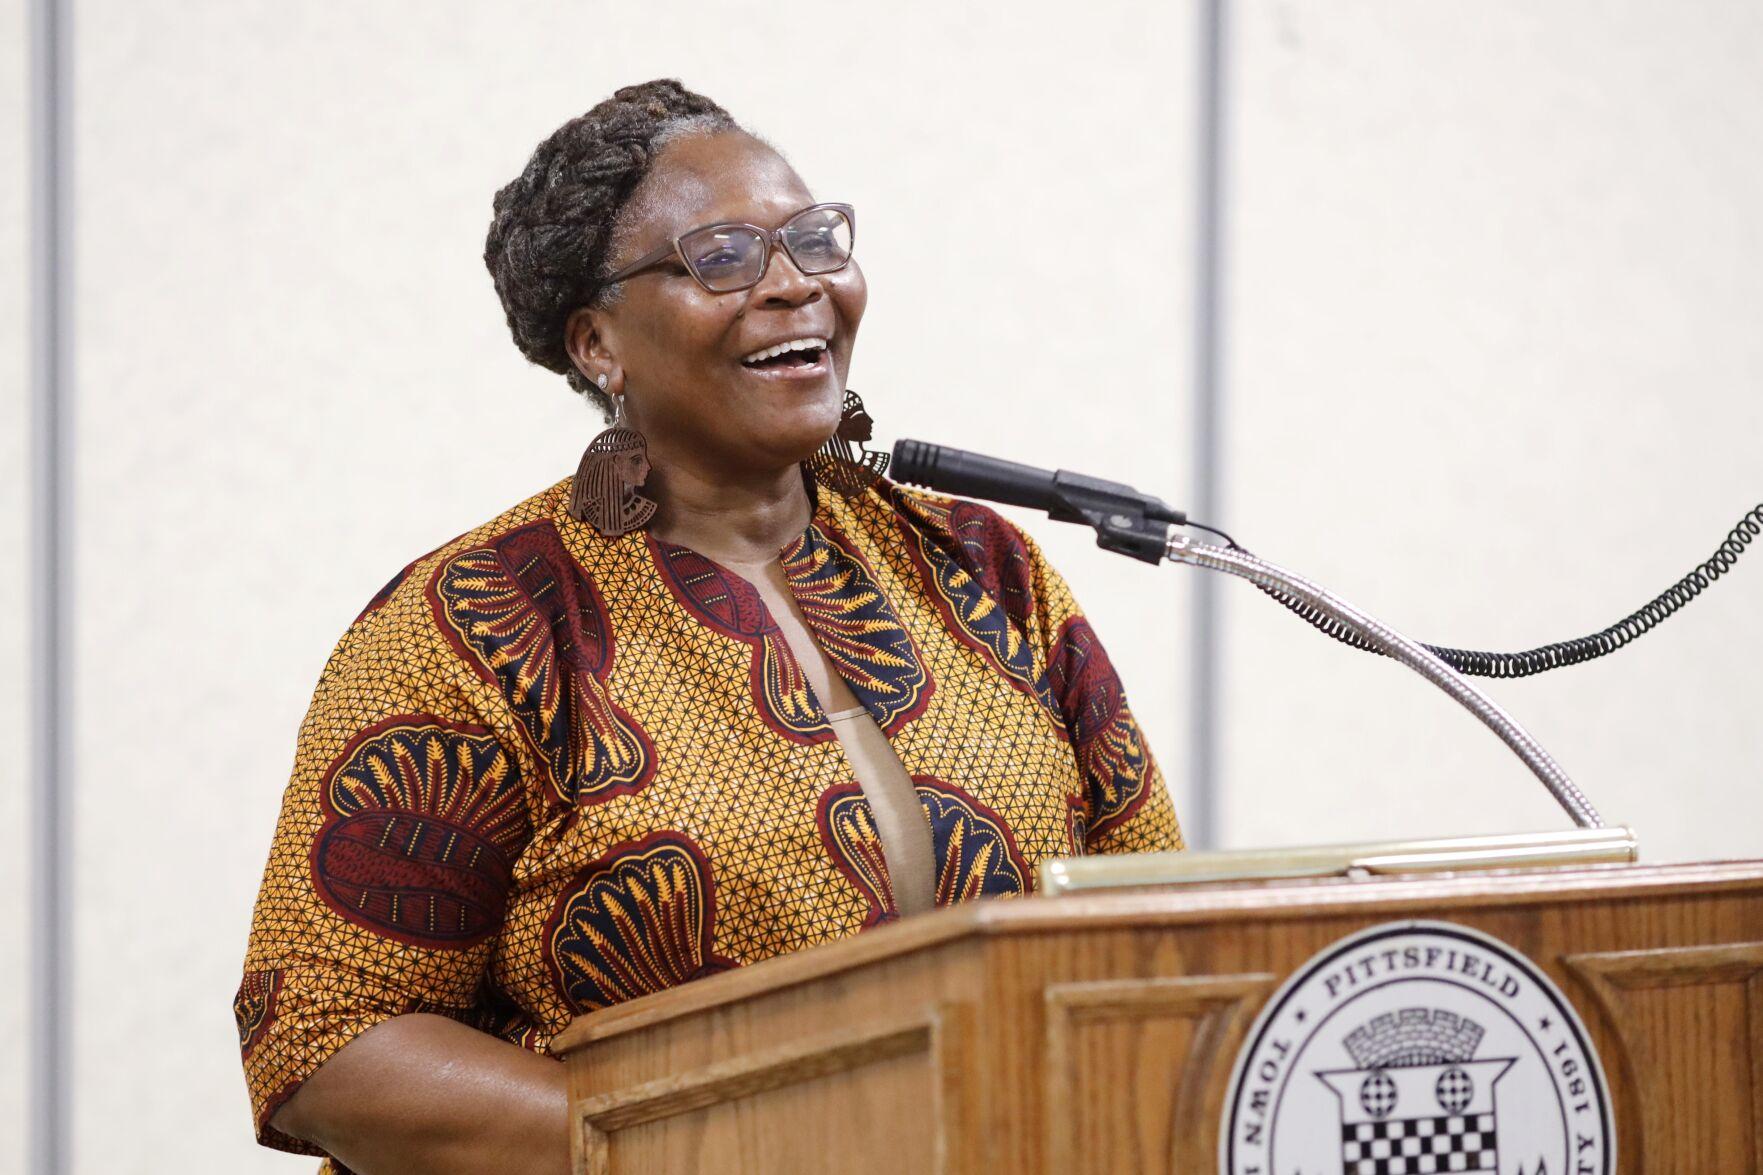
[[751, 240, 821, 307]]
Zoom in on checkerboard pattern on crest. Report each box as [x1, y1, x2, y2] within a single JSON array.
[[1341, 1112, 1497, 1174]]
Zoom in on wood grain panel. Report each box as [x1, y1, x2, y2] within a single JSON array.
[[558, 862, 1763, 1173], [572, 1004, 967, 1175], [1043, 973, 1275, 1174], [1565, 942, 1763, 1174]]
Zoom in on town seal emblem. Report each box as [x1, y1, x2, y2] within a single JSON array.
[[1220, 921, 1614, 1175]]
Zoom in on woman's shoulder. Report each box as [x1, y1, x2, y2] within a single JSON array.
[[344, 473, 576, 631], [844, 478, 1053, 628], [860, 478, 1037, 548]]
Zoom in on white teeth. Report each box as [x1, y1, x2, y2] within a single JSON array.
[[741, 336, 828, 365]]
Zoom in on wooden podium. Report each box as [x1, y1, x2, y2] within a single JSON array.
[[553, 852, 1763, 1174]]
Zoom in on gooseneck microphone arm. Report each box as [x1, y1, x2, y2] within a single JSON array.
[[890, 437, 1606, 830], [1163, 533, 1603, 828]]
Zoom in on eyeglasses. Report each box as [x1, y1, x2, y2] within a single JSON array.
[[604, 202, 856, 294]]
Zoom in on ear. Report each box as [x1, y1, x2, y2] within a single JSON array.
[[566, 304, 622, 394]]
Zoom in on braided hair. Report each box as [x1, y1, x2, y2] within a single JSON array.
[[483, 79, 744, 416]]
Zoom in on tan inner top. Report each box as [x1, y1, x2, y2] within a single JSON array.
[[724, 556, 937, 916]]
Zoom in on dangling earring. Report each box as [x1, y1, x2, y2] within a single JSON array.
[[807, 388, 890, 496], [568, 374, 658, 537]]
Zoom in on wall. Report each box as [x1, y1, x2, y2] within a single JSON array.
[[1219, 0, 1763, 856], [5, 1, 34, 1170]]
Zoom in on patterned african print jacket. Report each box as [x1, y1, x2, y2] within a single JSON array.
[[236, 468, 1183, 1162]]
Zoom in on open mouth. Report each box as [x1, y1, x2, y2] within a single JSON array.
[[741, 346, 826, 371], [739, 336, 831, 376]]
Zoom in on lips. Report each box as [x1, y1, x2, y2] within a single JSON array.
[[740, 335, 829, 364], [736, 347, 830, 380], [737, 331, 833, 380]]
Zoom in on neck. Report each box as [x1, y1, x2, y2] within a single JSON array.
[[646, 450, 814, 564]]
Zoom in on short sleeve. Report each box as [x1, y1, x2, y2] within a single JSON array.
[[1012, 523, 1186, 856], [234, 571, 536, 1156]]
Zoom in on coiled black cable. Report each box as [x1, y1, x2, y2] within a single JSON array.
[[1204, 504, 1762, 679]]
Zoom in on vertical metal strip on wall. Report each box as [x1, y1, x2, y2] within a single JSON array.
[[1188, 0, 1228, 850], [28, 0, 70, 1170]]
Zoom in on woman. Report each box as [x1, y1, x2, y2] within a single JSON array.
[[236, 79, 1183, 1174]]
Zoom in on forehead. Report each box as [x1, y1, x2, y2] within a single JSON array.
[[624, 131, 815, 244]]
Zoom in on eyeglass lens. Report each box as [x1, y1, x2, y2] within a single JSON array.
[[680, 206, 853, 292]]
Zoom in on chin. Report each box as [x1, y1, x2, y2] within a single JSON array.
[[757, 395, 843, 467], [718, 366, 845, 464], [783, 381, 845, 431]]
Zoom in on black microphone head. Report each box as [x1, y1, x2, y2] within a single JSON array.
[[890, 438, 942, 487]]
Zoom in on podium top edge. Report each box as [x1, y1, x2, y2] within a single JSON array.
[[549, 856, 1763, 1058]]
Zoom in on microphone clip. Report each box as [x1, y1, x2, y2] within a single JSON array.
[[1044, 470, 1186, 565]]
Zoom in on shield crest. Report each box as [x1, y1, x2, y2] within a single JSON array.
[[1316, 1008, 1515, 1174]]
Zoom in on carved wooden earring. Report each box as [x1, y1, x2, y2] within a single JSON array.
[[568, 374, 658, 537], [807, 388, 890, 496]]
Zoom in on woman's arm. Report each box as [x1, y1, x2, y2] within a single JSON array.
[[270, 1012, 569, 1175], [237, 559, 558, 1168]]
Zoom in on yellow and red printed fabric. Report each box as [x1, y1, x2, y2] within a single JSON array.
[[235, 470, 1183, 1163]]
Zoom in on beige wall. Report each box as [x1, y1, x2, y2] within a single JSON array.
[[7, 1, 1758, 1172], [4, 0, 31, 1169], [1219, 0, 1763, 859]]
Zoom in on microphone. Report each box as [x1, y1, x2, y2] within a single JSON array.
[[891, 438, 1186, 564]]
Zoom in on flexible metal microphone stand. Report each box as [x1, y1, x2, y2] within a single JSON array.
[[1164, 531, 1605, 829]]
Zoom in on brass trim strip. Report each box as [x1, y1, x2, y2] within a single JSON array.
[[1039, 826, 1639, 894]]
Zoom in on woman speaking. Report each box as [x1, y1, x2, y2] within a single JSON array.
[[235, 79, 1183, 1174]]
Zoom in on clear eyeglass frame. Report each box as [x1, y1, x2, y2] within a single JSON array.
[[603, 202, 856, 294]]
